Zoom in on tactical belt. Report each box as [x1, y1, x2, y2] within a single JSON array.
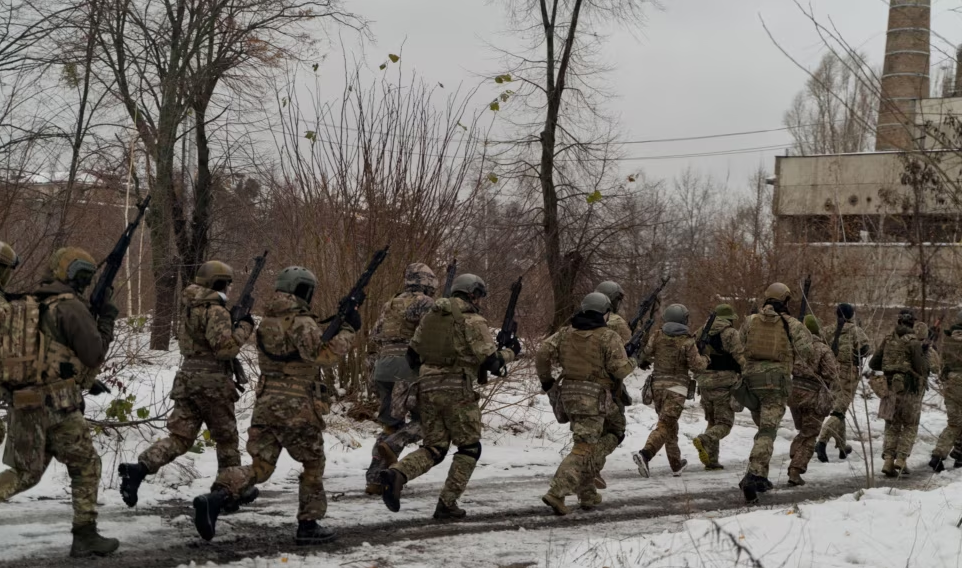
[[651, 375, 689, 388], [260, 374, 316, 398], [11, 378, 78, 410], [745, 372, 788, 390], [419, 374, 468, 395], [181, 357, 229, 373], [379, 343, 409, 358], [791, 375, 823, 392], [561, 379, 605, 397]]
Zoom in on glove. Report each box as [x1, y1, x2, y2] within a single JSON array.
[[235, 314, 255, 329], [639, 360, 651, 371], [345, 309, 362, 332], [507, 337, 522, 356], [98, 300, 120, 322], [540, 379, 555, 393], [89, 380, 111, 396]]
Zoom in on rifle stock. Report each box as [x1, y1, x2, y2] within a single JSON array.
[[696, 311, 718, 354], [228, 250, 269, 393]]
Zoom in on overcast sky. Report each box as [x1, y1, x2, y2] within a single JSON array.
[[314, 0, 962, 193]]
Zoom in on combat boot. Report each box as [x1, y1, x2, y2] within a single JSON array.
[[955, 459, 962, 469], [815, 441, 829, 463], [380, 468, 405, 513], [593, 474, 607, 489], [929, 455, 946, 473], [950, 447, 962, 462], [223, 486, 259, 514], [295, 520, 337, 545], [578, 492, 602, 511], [692, 435, 711, 467], [193, 488, 230, 541], [839, 444, 853, 460], [671, 459, 688, 477], [365, 482, 383, 495], [541, 493, 570, 516], [894, 458, 910, 476], [433, 499, 467, 520], [376, 441, 399, 468], [69, 523, 119, 558], [631, 449, 652, 478], [882, 456, 897, 477], [787, 468, 805, 487], [118, 462, 149, 507], [739, 473, 762, 504]]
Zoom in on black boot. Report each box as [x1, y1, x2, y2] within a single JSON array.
[[929, 455, 946, 473], [193, 489, 229, 541], [739, 473, 760, 504], [223, 486, 260, 515], [295, 520, 337, 545], [380, 469, 405, 513], [839, 445, 852, 460], [118, 462, 149, 508], [69, 523, 119, 558], [433, 499, 467, 520], [815, 441, 829, 463]]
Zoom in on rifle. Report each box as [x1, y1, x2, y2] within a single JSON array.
[[625, 317, 655, 359], [87, 195, 151, 396], [798, 274, 812, 320], [696, 311, 718, 355], [629, 276, 670, 332], [830, 313, 845, 357], [442, 258, 457, 298], [227, 250, 268, 393], [924, 315, 943, 353], [481, 276, 523, 384], [321, 246, 390, 343]]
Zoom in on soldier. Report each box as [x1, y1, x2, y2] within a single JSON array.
[[0, 241, 20, 447], [191, 266, 358, 544], [536, 292, 635, 515], [379, 274, 519, 519], [787, 315, 837, 487], [868, 309, 928, 477], [0, 247, 120, 556], [632, 304, 708, 478], [815, 303, 872, 463], [692, 304, 746, 470], [364, 263, 437, 495], [737, 283, 812, 503], [119, 261, 255, 508], [932, 312, 962, 472], [594, 281, 631, 342]]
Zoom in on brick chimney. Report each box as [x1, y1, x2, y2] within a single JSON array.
[[875, 0, 931, 151]]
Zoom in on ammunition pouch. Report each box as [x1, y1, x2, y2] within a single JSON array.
[[869, 373, 889, 398], [390, 379, 419, 420], [11, 378, 81, 412], [560, 379, 611, 416], [547, 382, 568, 424], [732, 376, 760, 413], [181, 356, 230, 374], [642, 376, 654, 406]]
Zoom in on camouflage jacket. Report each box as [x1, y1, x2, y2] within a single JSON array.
[[536, 319, 635, 391], [822, 321, 872, 370], [371, 290, 435, 356], [694, 318, 747, 377], [941, 328, 962, 379], [606, 313, 632, 343], [739, 304, 813, 378], [642, 324, 708, 386], [792, 334, 838, 391], [35, 281, 112, 376], [178, 284, 252, 362], [256, 292, 355, 375], [410, 296, 514, 382], [869, 325, 928, 379]]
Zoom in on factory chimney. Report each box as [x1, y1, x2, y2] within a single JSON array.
[[954, 45, 962, 97], [875, 0, 931, 151]]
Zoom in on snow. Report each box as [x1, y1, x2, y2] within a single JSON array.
[[2, 330, 962, 567]]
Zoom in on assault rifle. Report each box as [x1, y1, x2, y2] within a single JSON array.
[[923, 315, 943, 353], [830, 313, 845, 357], [629, 276, 670, 332], [321, 246, 389, 343], [442, 258, 457, 298], [798, 274, 812, 320], [228, 250, 268, 393], [696, 311, 718, 355], [625, 312, 656, 359], [87, 195, 151, 396], [481, 276, 523, 385]]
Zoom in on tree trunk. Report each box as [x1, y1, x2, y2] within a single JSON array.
[[186, 100, 213, 282], [147, 120, 179, 350]]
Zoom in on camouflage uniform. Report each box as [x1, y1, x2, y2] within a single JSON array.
[[536, 313, 635, 508], [606, 313, 632, 343], [788, 331, 837, 479], [817, 321, 871, 452], [639, 325, 707, 472], [869, 323, 928, 474], [364, 265, 436, 490], [739, 305, 813, 480], [212, 291, 354, 521], [388, 295, 515, 509], [0, 279, 115, 529], [933, 327, 962, 460], [693, 316, 746, 468], [138, 284, 253, 473], [0, 288, 8, 446]]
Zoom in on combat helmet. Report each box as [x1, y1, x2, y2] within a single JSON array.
[[194, 261, 234, 291], [451, 274, 487, 300], [897, 309, 916, 328], [594, 281, 624, 311], [837, 303, 856, 321], [276, 266, 317, 304], [581, 292, 612, 315], [714, 303, 737, 322], [763, 282, 792, 303], [47, 247, 97, 291], [404, 263, 438, 295], [0, 241, 18, 289], [663, 304, 690, 325]]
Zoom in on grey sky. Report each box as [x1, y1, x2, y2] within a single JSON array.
[[317, 0, 962, 192]]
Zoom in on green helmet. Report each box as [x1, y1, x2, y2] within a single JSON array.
[[0, 241, 18, 289], [47, 247, 96, 291], [804, 314, 820, 336], [451, 274, 487, 299], [581, 292, 611, 315], [763, 282, 792, 303], [663, 303, 689, 325], [404, 262, 438, 294], [714, 304, 737, 321], [194, 260, 234, 291], [594, 281, 624, 310], [276, 266, 317, 303]]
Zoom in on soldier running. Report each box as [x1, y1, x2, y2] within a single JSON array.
[[0, 241, 19, 447], [932, 312, 962, 472], [594, 281, 631, 342]]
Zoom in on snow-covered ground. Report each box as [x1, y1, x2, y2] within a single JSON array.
[[2, 333, 962, 568]]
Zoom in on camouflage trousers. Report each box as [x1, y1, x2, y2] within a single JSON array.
[[788, 387, 829, 473], [882, 389, 923, 461], [698, 375, 738, 463], [746, 380, 788, 479], [0, 407, 100, 527], [391, 384, 481, 507], [365, 379, 421, 485], [934, 374, 962, 459], [139, 371, 240, 474], [547, 403, 626, 500], [214, 391, 328, 521], [643, 387, 687, 471], [818, 366, 859, 448]]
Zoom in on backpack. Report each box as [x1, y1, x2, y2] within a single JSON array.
[[0, 294, 44, 388]]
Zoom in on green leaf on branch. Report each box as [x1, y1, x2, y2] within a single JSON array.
[[388, 53, 400, 63], [586, 190, 603, 204], [489, 101, 500, 112], [312, 63, 319, 72], [136, 407, 150, 420], [494, 73, 512, 84], [305, 130, 316, 142], [487, 173, 499, 184], [500, 92, 510, 102]]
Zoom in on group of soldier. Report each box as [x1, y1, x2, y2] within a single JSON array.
[[1, 239, 961, 558]]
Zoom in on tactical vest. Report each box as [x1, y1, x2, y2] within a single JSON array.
[[745, 315, 791, 362], [558, 328, 611, 388], [881, 333, 914, 376], [831, 323, 859, 368], [706, 331, 740, 372], [375, 293, 423, 355], [0, 293, 43, 388], [652, 331, 690, 383], [178, 290, 224, 358], [415, 301, 465, 367], [941, 335, 962, 373], [38, 293, 89, 386]]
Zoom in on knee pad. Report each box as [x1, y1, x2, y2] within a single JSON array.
[[427, 445, 449, 465], [252, 457, 276, 484], [758, 426, 778, 440], [456, 442, 482, 461]]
